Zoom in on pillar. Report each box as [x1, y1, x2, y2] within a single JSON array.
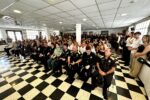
[[76, 24, 81, 45]]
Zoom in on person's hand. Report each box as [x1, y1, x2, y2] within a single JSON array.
[[99, 70, 106, 76], [71, 62, 75, 65], [133, 53, 138, 58]]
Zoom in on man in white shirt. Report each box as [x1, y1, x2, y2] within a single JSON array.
[[128, 32, 143, 54]]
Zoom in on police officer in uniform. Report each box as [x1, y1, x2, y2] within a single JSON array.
[[80, 45, 96, 81], [68, 46, 81, 79], [57, 43, 70, 74], [92, 48, 116, 99]]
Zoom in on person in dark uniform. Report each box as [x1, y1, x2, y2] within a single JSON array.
[[80, 45, 97, 81], [55, 43, 70, 74], [67, 46, 81, 79], [38, 42, 51, 71], [32, 42, 44, 62], [92, 48, 116, 99]]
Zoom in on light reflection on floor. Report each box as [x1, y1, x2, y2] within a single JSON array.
[[0, 57, 11, 73]]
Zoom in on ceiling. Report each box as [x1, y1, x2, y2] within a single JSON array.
[[0, 0, 150, 31]]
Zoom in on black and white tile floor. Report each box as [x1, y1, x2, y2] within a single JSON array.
[[0, 53, 148, 100]]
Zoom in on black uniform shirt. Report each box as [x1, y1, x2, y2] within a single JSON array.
[[82, 52, 96, 66], [97, 56, 116, 72], [69, 51, 81, 63], [61, 49, 71, 59]]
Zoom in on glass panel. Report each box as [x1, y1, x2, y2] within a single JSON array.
[[15, 31, 22, 41], [7, 31, 16, 42], [26, 30, 39, 40]]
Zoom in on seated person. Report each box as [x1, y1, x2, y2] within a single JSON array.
[[47, 42, 62, 73], [56, 43, 70, 74], [30, 42, 44, 62], [4, 43, 13, 56], [38, 41, 51, 71], [92, 48, 116, 99], [67, 46, 81, 79], [80, 45, 97, 81]]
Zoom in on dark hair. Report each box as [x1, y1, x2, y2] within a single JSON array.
[[143, 35, 150, 43], [63, 43, 68, 47], [134, 32, 141, 35], [86, 45, 91, 50]]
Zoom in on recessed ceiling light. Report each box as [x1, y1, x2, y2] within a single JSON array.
[[83, 18, 87, 21], [121, 13, 127, 16], [92, 24, 96, 27], [59, 22, 63, 24], [13, 9, 21, 14], [43, 24, 46, 26]]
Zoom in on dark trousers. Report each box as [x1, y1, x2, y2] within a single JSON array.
[[4, 48, 11, 56], [39, 56, 49, 70], [53, 59, 63, 73], [67, 64, 80, 79], [80, 65, 93, 81], [123, 47, 131, 66], [92, 71, 113, 97], [102, 74, 113, 97]]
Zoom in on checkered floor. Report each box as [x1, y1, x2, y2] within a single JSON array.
[[0, 53, 148, 100]]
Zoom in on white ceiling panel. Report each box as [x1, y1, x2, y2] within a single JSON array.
[[21, 0, 49, 9], [81, 5, 98, 13], [0, 0, 16, 10], [56, 12, 71, 18], [54, 1, 76, 11], [96, 0, 116, 4], [98, 0, 120, 11], [70, 0, 95, 8], [42, 6, 62, 14], [44, 0, 66, 5], [67, 9, 83, 16], [35, 10, 50, 16], [85, 11, 100, 17], [101, 9, 117, 16]]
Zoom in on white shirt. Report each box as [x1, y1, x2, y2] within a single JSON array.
[[79, 46, 86, 54], [126, 37, 135, 47], [131, 38, 143, 54]]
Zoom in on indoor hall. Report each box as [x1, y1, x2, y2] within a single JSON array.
[[0, 0, 150, 100]]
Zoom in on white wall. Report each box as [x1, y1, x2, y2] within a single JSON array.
[[64, 28, 126, 35], [0, 29, 7, 41]]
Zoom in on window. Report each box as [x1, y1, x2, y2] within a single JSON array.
[[6, 30, 22, 42], [26, 30, 39, 40], [41, 31, 48, 39], [135, 20, 150, 36], [7, 31, 16, 42], [0, 30, 3, 39], [15, 31, 22, 41]]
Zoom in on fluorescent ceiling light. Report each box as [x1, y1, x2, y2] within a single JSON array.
[[92, 24, 96, 27], [59, 22, 63, 24], [13, 9, 22, 14], [83, 18, 87, 21], [121, 13, 127, 16]]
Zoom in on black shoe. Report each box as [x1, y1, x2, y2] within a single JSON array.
[[91, 85, 96, 90], [103, 95, 108, 100]]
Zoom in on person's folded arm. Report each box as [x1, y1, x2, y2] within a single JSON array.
[[106, 67, 115, 75], [134, 45, 150, 57]]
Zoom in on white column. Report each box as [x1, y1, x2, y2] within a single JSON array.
[[76, 24, 81, 45]]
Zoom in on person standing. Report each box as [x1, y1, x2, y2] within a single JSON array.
[[92, 48, 116, 99]]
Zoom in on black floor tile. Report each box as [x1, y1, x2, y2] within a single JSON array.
[[116, 86, 131, 99], [127, 83, 143, 94], [36, 81, 49, 91], [18, 84, 34, 95], [50, 89, 64, 100], [32, 93, 47, 100], [66, 85, 79, 97], [51, 79, 63, 87]]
